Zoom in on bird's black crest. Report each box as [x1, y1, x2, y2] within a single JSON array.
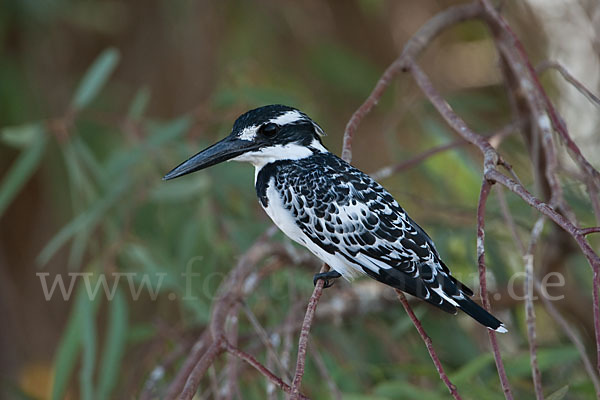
[[232, 105, 325, 147], [233, 105, 299, 132]]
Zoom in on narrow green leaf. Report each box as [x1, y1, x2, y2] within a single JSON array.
[[51, 284, 100, 400], [0, 131, 47, 217], [374, 380, 445, 400], [127, 86, 151, 119], [72, 48, 120, 110], [96, 287, 128, 399], [505, 346, 579, 378], [51, 297, 83, 400], [449, 352, 495, 384], [37, 175, 130, 266], [79, 287, 97, 400], [0, 122, 43, 149], [546, 385, 569, 400]]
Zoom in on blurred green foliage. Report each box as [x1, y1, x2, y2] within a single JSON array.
[[1, 1, 599, 399]]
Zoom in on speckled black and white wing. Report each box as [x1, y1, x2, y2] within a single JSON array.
[[257, 152, 505, 332]]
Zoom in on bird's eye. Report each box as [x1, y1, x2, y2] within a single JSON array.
[[258, 123, 280, 137]]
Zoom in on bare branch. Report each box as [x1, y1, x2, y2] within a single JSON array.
[[224, 341, 309, 400], [533, 279, 600, 396], [241, 301, 292, 382], [396, 291, 462, 400], [179, 340, 224, 400], [476, 180, 515, 400], [536, 60, 600, 108], [524, 217, 546, 400], [580, 227, 600, 236], [479, 0, 600, 188], [290, 264, 329, 399], [341, 2, 483, 163], [407, 58, 600, 374]]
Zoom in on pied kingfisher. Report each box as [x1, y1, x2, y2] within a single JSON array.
[[164, 105, 506, 333]]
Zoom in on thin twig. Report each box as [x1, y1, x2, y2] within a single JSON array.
[[494, 186, 525, 254], [180, 340, 224, 400], [224, 342, 310, 400], [533, 279, 600, 397], [497, 182, 600, 398], [290, 264, 329, 399], [536, 60, 600, 108], [309, 345, 343, 400], [408, 58, 600, 376], [580, 227, 600, 236], [479, 0, 600, 188], [476, 180, 515, 400], [396, 290, 462, 399], [341, 2, 483, 162], [223, 304, 241, 400], [241, 302, 292, 382], [524, 216, 546, 400]]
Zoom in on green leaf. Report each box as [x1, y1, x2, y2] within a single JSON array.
[[449, 352, 495, 385], [0, 130, 47, 217], [37, 175, 130, 266], [79, 287, 97, 400], [71, 47, 120, 110], [546, 385, 569, 400], [505, 347, 579, 379], [0, 122, 43, 149], [96, 287, 128, 399], [149, 175, 209, 202], [374, 380, 445, 400], [50, 284, 100, 400], [127, 86, 151, 119]]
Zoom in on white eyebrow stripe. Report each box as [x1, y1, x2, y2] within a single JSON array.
[[238, 126, 258, 141], [269, 110, 304, 125]]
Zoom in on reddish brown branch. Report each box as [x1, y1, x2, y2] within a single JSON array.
[[581, 227, 600, 236], [524, 217, 546, 400], [536, 61, 600, 108], [479, 0, 600, 189], [168, 230, 312, 400], [396, 291, 462, 399], [533, 279, 600, 396], [179, 340, 224, 400], [341, 2, 483, 163], [290, 264, 329, 399], [476, 180, 515, 400], [407, 57, 600, 374], [224, 342, 309, 400]]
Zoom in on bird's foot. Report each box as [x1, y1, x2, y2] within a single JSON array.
[[313, 270, 342, 289]]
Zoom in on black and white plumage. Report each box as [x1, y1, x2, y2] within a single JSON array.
[[164, 104, 506, 333]]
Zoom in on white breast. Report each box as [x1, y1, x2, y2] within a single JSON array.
[[259, 174, 363, 280]]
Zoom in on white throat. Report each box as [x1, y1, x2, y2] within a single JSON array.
[[230, 139, 327, 181]]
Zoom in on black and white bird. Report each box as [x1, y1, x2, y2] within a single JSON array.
[[164, 105, 506, 333]]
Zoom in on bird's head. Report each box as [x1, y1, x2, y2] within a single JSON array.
[[163, 104, 327, 180]]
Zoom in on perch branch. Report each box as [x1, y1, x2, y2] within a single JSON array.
[[290, 264, 329, 400]]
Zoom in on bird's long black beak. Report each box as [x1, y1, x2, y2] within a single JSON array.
[[163, 135, 257, 180]]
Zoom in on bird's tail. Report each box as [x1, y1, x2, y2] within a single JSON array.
[[455, 295, 507, 333]]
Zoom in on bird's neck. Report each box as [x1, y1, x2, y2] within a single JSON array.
[[246, 139, 328, 183]]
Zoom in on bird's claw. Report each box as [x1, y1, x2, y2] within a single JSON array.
[[313, 270, 342, 289]]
